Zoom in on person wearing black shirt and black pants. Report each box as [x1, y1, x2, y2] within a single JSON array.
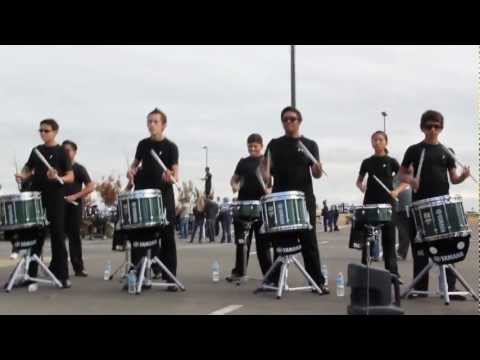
[[399, 110, 471, 301], [62, 140, 95, 277], [261, 107, 329, 294], [15, 119, 74, 289], [127, 108, 180, 291], [356, 131, 409, 280], [227, 134, 273, 282]]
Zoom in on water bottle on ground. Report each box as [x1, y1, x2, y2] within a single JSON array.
[[321, 264, 328, 287], [336, 272, 345, 297], [212, 260, 220, 283], [128, 270, 137, 295], [104, 260, 112, 281]]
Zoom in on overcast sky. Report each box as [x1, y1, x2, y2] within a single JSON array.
[[0, 45, 478, 211]]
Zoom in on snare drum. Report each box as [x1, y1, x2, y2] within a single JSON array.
[[117, 190, 167, 231], [260, 191, 312, 234], [0, 192, 46, 231], [231, 201, 261, 222], [411, 195, 470, 242], [353, 204, 392, 227]]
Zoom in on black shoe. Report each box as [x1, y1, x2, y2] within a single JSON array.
[[317, 285, 330, 295], [75, 270, 88, 278], [60, 279, 72, 289], [16, 280, 37, 288], [166, 286, 178, 292], [226, 274, 241, 283], [449, 291, 467, 301], [407, 293, 428, 299]]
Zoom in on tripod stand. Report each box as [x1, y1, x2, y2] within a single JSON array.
[[135, 248, 186, 294], [109, 242, 134, 281], [401, 259, 478, 305], [361, 224, 383, 315], [5, 246, 62, 292], [255, 243, 323, 300], [232, 220, 256, 286]]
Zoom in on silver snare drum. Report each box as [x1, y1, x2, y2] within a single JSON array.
[[0, 192, 46, 231], [117, 189, 167, 230], [260, 191, 312, 234]]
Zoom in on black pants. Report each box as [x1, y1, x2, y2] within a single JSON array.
[[221, 216, 232, 243], [269, 199, 325, 286], [394, 210, 410, 258], [190, 218, 205, 242], [130, 224, 177, 277], [205, 219, 215, 243], [361, 221, 399, 276], [65, 203, 85, 273], [408, 217, 456, 291], [231, 221, 273, 277], [29, 189, 69, 281]]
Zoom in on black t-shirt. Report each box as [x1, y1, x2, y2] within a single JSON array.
[[265, 135, 319, 198], [134, 137, 179, 223], [234, 156, 265, 201], [25, 144, 72, 193], [359, 155, 400, 205], [401, 142, 456, 202], [65, 163, 92, 199], [205, 173, 212, 194], [205, 199, 219, 220]]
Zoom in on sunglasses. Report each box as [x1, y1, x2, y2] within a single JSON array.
[[424, 124, 442, 130], [282, 116, 299, 123], [38, 129, 52, 133]]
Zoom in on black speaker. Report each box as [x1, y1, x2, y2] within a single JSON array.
[[347, 263, 404, 315]]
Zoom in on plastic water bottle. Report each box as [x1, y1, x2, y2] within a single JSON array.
[[128, 270, 137, 295], [212, 260, 220, 283], [336, 273, 345, 297], [104, 261, 112, 281], [321, 264, 328, 287], [28, 283, 39, 293]]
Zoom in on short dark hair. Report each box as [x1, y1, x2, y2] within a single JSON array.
[[281, 106, 303, 122], [40, 119, 59, 131], [62, 140, 78, 151], [421, 110, 444, 130], [147, 108, 167, 123], [247, 133, 263, 145]]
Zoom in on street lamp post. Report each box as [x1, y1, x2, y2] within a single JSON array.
[[291, 45, 296, 108], [381, 112, 388, 133]]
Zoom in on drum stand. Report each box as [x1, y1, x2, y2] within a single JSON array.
[[109, 242, 134, 281], [135, 249, 186, 294], [5, 248, 62, 292], [255, 245, 323, 300], [234, 220, 255, 286], [362, 224, 383, 315], [401, 260, 479, 305]]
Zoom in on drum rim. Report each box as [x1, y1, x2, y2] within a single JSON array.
[[262, 224, 313, 234], [119, 220, 167, 230], [0, 222, 46, 231], [412, 195, 463, 208], [0, 192, 43, 202], [231, 200, 261, 207], [261, 191, 306, 202], [354, 204, 392, 210], [419, 230, 471, 242], [118, 189, 163, 200]]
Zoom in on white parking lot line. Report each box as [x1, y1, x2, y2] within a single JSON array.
[[209, 305, 244, 315]]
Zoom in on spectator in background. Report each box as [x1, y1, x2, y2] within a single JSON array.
[[190, 197, 206, 243], [333, 205, 340, 232], [321, 201, 329, 233], [220, 198, 232, 243], [204, 195, 219, 243]]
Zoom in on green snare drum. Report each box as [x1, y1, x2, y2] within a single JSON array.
[[231, 201, 261, 223], [117, 189, 167, 230], [260, 191, 312, 234], [0, 192, 46, 231], [353, 204, 392, 227]]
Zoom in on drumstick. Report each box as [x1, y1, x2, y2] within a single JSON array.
[[440, 144, 478, 183], [255, 166, 268, 194], [414, 149, 426, 194], [372, 175, 399, 203], [34, 148, 64, 185], [13, 155, 22, 192], [297, 140, 328, 177], [150, 149, 181, 191]]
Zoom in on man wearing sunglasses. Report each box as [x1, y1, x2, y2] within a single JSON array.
[[14, 119, 74, 289], [261, 106, 329, 295], [399, 110, 471, 300]]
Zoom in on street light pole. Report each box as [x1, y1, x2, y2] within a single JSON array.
[[381, 112, 388, 133], [291, 45, 296, 108]]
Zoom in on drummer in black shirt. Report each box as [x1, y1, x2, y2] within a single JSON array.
[[261, 107, 329, 294], [399, 110, 471, 300], [15, 119, 74, 288], [227, 134, 273, 282], [62, 140, 95, 277], [356, 131, 409, 280], [127, 108, 180, 291]]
